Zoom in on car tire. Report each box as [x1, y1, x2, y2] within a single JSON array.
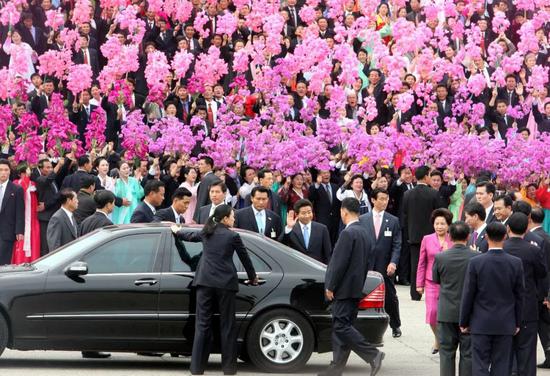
[[246, 309, 314, 373], [0, 314, 8, 357]]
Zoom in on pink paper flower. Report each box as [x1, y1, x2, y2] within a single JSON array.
[[85, 107, 107, 151], [492, 11, 510, 34], [45, 9, 65, 31], [217, 11, 238, 36], [121, 110, 151, 161], [72, 0, 91, 26], [0, 104, 13, 144], [172, 50, 194, 79], [43, 94, 82, 157], [14, 113, 43, 165], [145, 51, 171, 104], [67, 64, 93, 96]]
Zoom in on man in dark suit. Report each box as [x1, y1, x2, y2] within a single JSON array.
[[243, 169, 282, 216], [283, 0, 302, 28], [79, 190, 115, 236], [494, 194, 513, 225], [47, 189, 79, 252], [153, 187, 192, 224], [130, 180, 165, 224], [475, 181, 496, 224], [73, 35, 100, 77], [16, 13, 47, 54], [69, 90, 98, 147], [31, 79, 55, 121], [460, 222, 525, 376], [62, 156, 101, 192], [435, 84, 454, 130], [194, 156, 221, 218], [235, 186, 282, 241], [359, 188, 402, 338], [464, 202, 489, 253], [321, 198, 384, 376], [504, 213, 547, 376], [309, 170, 341, 246], [429, 170, 457, 208], [532, 101, 550, 134], [154, 18, 176, 58], [73, 176, 97, 225], [432, 221, 478, 376], [280, 199, 332, 264], [402, 166, 442, 300], [0, 159, 25, 265], [195, 181, 227, 225]]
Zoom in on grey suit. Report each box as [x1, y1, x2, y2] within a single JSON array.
[[47, 208, 78, 251], [195, 204, 213, 225], [193, 172, 221, 220], [432, 244, 478, 376]]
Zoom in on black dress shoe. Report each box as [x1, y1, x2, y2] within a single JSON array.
[[431, 347, 439, 355], [369, 351, 385, 376], [392, 327, 402, 338], [538, 360, 550, 368], [82, 351, 111, 359]]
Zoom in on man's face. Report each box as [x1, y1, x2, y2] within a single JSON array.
[[174, 196, 191, 214], [464, 213, 479, 229], [251, 192, 269, 211], [372, 192, 389, 212], [320, 170, 331, 183], [0, 164, 10, 183], [150, 187, 165, 207], [259, 172, 274, 189], [209, 186, 225, 205], [478, 20, 488, 31], [68, 194, 79, 212], [505, 77, 517, 91], [296, 83, 307, 96], [297, 205, 313, 225], [212, 35, 222, 47], [81, 91, 91, 104], [198, 159, 210, 174], [347, 94, 357, 106], [496, 102, 507, 115], [213, 85, 224, 98], [245, 168, 256, 183], [185, 26, 195, 38], [475, 186, 493, 208], [80, 23, 90, 35], [368, 71, 380, 85], [203, 86, 213, 100], [436, 87, 448, 100], [430, 175, 442, 190], [400, 168, 412, 183], [40, 161, 53, 176], [494, 199, 511, 221], [318, 18, 328, 30], [44, 82, 54, 94], [80, 37, 88, 49], [32, 75, 42, 87]]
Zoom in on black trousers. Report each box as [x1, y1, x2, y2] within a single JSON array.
[[0, 239, 14, 265], [409, 243, 421, 300], [397, 228, 410, 283], [512, 321, 537, 376], [438, 321, 472, 376], [384, 276, 401, 329], [330, 299, 379, 374], [471, 334, 513, 376], [191, 286, 237, 375], [39, 220, 50, 256], [538, 303, 550, 360]]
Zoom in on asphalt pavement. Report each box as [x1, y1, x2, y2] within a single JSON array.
[[1, 285, 549, 375]]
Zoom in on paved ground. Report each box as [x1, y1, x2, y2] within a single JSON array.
[[1, 285, 549, 375]]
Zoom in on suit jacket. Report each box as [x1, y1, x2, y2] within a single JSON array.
[[74, 191, 97, 225], [195, 204, 212, 225], [533, 227, 550, 299], [153, 206, 184, 223], [460, 248, 524, 335], [532, 104, 550, 133], [0, 181, 25, 242], [504, 237, 547, 322], [388, 180, 414, 217], [79, 211, 113, 236], [31, 94, 50, 121], [47, 208, 78, 251], [234, 206, 282, 240], [61, 170, 101, 192], [325, 221, 373, 300], [280, 221, 332, 264], [175, 225, 256, 291], [243, 189, 282, 217], [402, 184, 442, 244], [194, 172, 221, 218], [436, 97, 453, 129], [73, 48, 100, 77], [35, 168, 68, 222], [359, 211, 401, 274], [69, 104, 98, 146], [130, 201, 156, 223], [308, 182, 341, 231], [468, 225, 489, 253], [432, 244, 478, 323]]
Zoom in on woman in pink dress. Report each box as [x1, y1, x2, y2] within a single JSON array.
[[180, 167, 199, 224], [11, 164, 41, 264], [416, 208, 453, 355]]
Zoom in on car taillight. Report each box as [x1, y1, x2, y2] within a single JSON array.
[[358, 282, 385, 309]]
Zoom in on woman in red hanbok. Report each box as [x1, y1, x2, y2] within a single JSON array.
[[11, 165, 41, 264]]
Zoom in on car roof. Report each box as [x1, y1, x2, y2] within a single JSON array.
[[99, 223, 267, 237]]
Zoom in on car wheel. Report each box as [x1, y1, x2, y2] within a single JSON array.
[[246, 309, 314, 373], [0, 314, 8, 357]]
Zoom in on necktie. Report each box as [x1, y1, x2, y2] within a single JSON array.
[[303, 225, 309, 248], [70, 214, 77, 235], [471, 231, 478, 245], [324, 184, 332, 203], [256, 211, 264, 234], [85, 106, 90, 117], [176, 214, 180, 224], [207, 103, 214, 125], [290, 8, 297, 25], [209, 205, 216, 216], [374, 213, 382, 239], [52, 181, 58, 193], [0, 183, 5, 207], [83, 49, 89, 65]]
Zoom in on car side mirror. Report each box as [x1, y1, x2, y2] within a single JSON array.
[[65, 261, 88, 277]]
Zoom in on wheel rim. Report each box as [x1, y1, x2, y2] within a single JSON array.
[[259, 318, 304, 364]]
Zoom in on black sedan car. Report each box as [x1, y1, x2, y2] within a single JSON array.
[[0, 224, 388, 372]]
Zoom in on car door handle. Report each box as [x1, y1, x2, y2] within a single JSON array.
[[134, 279, 158, 286], [240, 278, 267, 286]]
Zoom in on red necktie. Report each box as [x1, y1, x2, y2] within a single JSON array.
[[83, 49, 89, 65], [207, 103, 214, 124]]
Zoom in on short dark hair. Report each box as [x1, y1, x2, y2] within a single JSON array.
[[531, 208, 545, 224], [341, 197, 360, 214], [486, 222, 508, 242], [94, 190, 116, 208], [0, 158, 10, 168], [464, 202, 486, 221], [371, 188, 389, 200], [251, 186, 270, 197], [257, 168, 272, 180], [431, 208, 453, 225], [77, 155, 91, 168], [144, 180, 165, 196], [507, 212, 528, 235], [38, 158, 51, 169], [80, 175, 96, 190], [294, 199, 313, 213], [415, 166, 430, 181], [210, 180, 227, 193], [476, 181, 496, 196], [172, 187, 192, 201], [59, 188, 76, 205], [397, 165, 410, 176], [494, 194, 513, 208], [429, 170, 443, 179], [512, 200, 532, 216], [517, 127, 530, 136], [199, 156, 214, 168], [449, 221, 470, 242]]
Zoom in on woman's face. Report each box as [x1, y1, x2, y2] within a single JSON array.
[[527, 186, 537, 199], [434, 216, 449, 235], [166, 104, 177, 116], [397, 8, 407, 18], [351, 177, 363, 192], [292, 174, 304, 189], [370, 125, 380, 135], [378, 4, 389, 15], [525, 54, 536, 68], [186, 168, 197, 182], [98, 160, 109, 175], [222, 210, 235, 227], [11, 31, 22, 44], [119, 163, 130, 178], [378, 176, 388, 190]]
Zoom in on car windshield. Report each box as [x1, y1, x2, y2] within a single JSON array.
[[33, 230, 112, 270]]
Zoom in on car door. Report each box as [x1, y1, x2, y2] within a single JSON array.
[[42, 232, 163, 351], [157, 230, 282, 351]]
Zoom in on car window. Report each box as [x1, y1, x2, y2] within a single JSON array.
[[82, 234, 160, 274], [170, 235, 271, 273]]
